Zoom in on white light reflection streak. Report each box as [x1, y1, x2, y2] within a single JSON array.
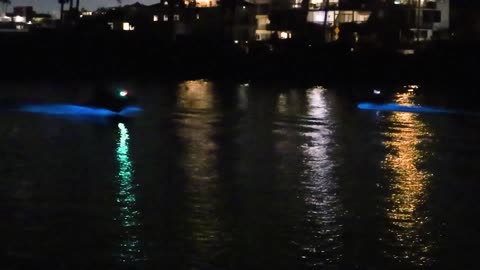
[[116, 123, 143, 263], [302, 87, 342, 266]]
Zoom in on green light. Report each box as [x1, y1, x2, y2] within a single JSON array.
[[116, 123, 143, 262]]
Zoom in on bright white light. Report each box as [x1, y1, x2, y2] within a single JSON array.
[[373, 89, 381, 95], [242, 5, 246, 9], [120, 90, 128, 97], [123, 22, 130, 31], [234, 40, 239, 44], [13, 15, 26, 23], [153, 15, 158, 22], [408, 89, 414, 92], [279, 32, 289, 39]]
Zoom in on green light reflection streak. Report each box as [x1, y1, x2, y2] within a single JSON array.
[[116, 123, 143, 263]]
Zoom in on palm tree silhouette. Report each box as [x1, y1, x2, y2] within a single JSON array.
[[0, 0, 11, 16], [59, 0, 69, 22]]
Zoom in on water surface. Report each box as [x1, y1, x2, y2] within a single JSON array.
[[2, 81, 480, 269]]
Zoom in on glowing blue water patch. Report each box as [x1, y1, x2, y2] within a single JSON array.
[[118, 106, 143, 116], [357, 103, 452, 114], [18, 104, 143, 117]]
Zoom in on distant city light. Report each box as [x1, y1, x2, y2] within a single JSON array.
[[13, 15, 26, 23], [234, 40, 239, 44], [120, 90, 128, 97], [153, 15, 158, 22], [279, 31, 291, 39], [123, 22, 134, 31], [373, 89, 381, 95]]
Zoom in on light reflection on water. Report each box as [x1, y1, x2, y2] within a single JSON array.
[[6, 81, 476, 269], [176, 80, 221, 265], [301, 87, 342, 266], [276, 87, 342, 267], [116, 123, 144, 263], [382, 91, 434, 266]]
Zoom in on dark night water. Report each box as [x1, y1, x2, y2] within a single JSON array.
[[1, 81, 480, 269]]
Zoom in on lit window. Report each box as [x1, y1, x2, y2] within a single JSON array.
[[196, 14, 200, 20], [174, 14, 180, 21], [164, 1, 168, 5], [14, 16, 26, 23], [108, 22, 114, 29], [279, 31, 290, 39], [153, 15, 158, 22], [163, 15, 168, 21], [195, 0, 217, 7], [123, 22, 134, 31]]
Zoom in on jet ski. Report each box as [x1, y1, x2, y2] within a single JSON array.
[[89, 83, 137, 113]]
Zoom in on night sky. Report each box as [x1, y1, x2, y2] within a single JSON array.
[[9, 0, 160, 14]]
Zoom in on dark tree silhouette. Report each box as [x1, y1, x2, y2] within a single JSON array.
[[0, 0, 11, 15], [59, 0, 69, 21]]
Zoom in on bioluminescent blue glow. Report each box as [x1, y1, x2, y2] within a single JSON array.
[[17, 104, 143, 117], [116, 123, 143, 263], [357, 103, 452, 114]]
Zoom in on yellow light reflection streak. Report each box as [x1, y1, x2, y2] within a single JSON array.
[[116, 123, 143, 263], [177, 80, 220, 258], [383, 91, 433, 266]]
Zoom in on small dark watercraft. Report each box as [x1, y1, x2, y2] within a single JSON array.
[[89, 83, 137, 113]]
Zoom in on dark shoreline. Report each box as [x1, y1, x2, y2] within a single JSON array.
[[1, 31, 480, 87]]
